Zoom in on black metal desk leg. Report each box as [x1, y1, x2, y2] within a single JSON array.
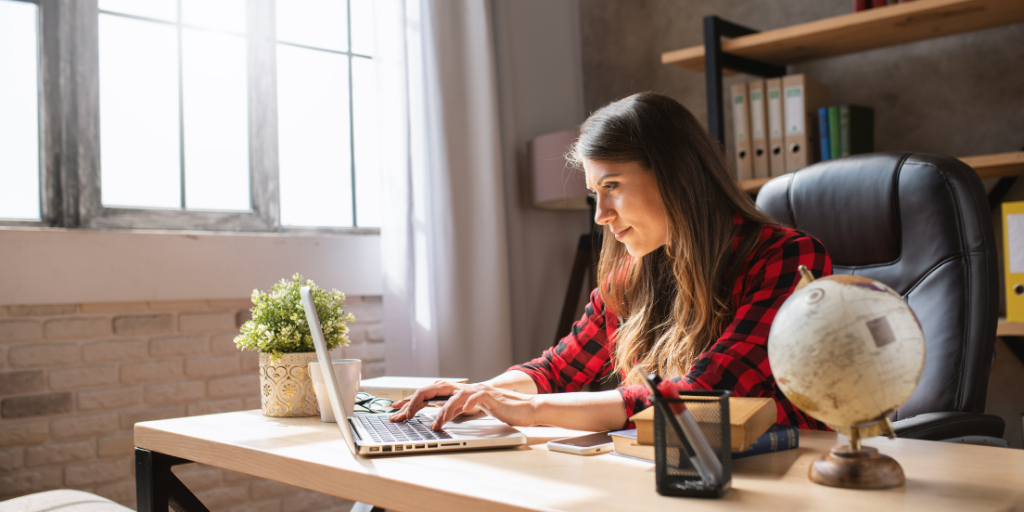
[[135, 448, 211, 512], [350, 503, 387, 512]]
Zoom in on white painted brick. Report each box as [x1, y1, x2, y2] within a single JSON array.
[[0, 420, 48, 447], [172, 464, 224, 491], [185, 355, 239, 378], [208, 374, 259, 399], [362, 361, 386, 379], [8, 343, 80, 368], [149, 334, 208, 357], [97, 433, 135, 458], [282, 489, 335, 512], [120, 359, 183, 384], [208, 299, 253, 311], [8, 304, 78, 317], [148, 300, 209, 312], [119, 405, 185, 429], [236, 310, 253, 328], [24, 439, 95, 467], [0, 447, 24, 473], [43, 317, 112, 340], [243, 396, 263, 410], [345, 305, 382, 324], [82, 338, 147, 363], [77, 386, 143, 411], [49, 365, 119, 390], [0, 319, 43, 342], [229, 499, 282, 512], [344, 342, 385, 362], [112, 314, 175, 336], [144, 380, 207, 405], [93, 479, 136, 506], [0, 345, 5, 368], [80, 302, 149, 314], [361, 296, 382, 304], [187, 398, 244, 416], [250, 479, 296, 500], [64, 457, 133, 486], [195, 483, 250, 509], [179, 311, 236, 333], [0, 467, 62, 499], [367, 324, 383, 342], [240, 351, 260, 372], [0, 306, 6, 317], [50, 413, 117, 440], [210, 332, 242, 354]]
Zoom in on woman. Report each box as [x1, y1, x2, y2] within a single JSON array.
[[390, 92, 832, 432]]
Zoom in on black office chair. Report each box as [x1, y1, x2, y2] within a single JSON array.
[[756, 152, 1006, 444]]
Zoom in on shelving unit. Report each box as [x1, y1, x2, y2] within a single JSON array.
[[662, 0, 1024, 194]]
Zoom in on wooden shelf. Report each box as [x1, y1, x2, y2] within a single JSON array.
[[739, 151, 1024, 193], [997, 317, 1024, 337], [662, 0, 1024, 73], [959, 151, 1024, 179]]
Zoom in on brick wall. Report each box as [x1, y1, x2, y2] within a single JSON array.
[[0, 297, 384, 510]]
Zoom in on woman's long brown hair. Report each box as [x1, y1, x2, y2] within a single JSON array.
[[568, 92, 777, 385]]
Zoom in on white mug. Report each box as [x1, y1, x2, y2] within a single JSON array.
[[308, 359, 361, 423]]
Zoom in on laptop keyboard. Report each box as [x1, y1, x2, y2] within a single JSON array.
[[358, 414, 453, 444]]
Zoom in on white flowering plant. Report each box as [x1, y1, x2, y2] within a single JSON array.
[[234, 274, 355, 362]]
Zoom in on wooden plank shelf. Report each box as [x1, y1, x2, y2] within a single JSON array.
[[662, 0, 1024, 73], [997, 317, 1024, 337], [739, 151, 1024, 194]]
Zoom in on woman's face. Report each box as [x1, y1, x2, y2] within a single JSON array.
[[584, 159, 669, 258]]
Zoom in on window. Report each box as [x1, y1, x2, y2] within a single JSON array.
[[0, 0, 42, 222], [0, 0, 380, 232]]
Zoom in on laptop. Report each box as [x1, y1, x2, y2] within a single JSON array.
[[299, 286, 526, 456]]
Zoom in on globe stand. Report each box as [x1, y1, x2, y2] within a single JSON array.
[[809, 421, 905, 489]]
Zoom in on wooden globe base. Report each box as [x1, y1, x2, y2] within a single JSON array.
[[809, 445, 905, 489]]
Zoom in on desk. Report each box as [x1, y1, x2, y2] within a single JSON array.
[[134, 410, 1024, 512]]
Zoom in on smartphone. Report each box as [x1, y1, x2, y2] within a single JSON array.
[[546, 432, 613, 456]]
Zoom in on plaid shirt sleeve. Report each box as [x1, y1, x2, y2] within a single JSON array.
[[618, 225, 832, 429], [508, 288, 617, 393]]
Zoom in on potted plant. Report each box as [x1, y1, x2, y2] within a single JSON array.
[[235, 274, 355, 417]]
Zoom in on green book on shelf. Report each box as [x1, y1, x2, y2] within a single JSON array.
[[827, 106, 841, 161], [839, 105, 874, 157]]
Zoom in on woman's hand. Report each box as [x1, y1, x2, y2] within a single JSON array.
[[389, 381, 539, 431]]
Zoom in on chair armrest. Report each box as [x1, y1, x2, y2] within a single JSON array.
[[893, 412, 1005, 441]]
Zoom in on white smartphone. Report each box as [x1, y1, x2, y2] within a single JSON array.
[[546, 432, 613, 456]]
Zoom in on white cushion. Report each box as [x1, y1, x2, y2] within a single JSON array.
[[0, 490, 132, 512]]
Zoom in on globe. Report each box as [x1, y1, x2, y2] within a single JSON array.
[[769, 274, 926, 430]]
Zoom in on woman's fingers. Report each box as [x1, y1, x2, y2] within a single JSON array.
[[389, 382, 458, 422], [430, 388, 473, 431]]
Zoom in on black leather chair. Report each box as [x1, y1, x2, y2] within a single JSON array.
[[756, 152, 1006, 443]]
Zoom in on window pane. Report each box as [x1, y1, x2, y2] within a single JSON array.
[[276, 0, 347, 52], [99, 14, 181, 208], [182, 0, 246, 34], [182, 29, 250, 211], [99, 0, 176, 22], [0, 0, 40, 220], [352, 57, 379, 228], [277, 45, 352, 227], [350, 0, 373, 56]]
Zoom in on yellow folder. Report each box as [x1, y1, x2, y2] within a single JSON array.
[[1003, 201, 1024, 322]]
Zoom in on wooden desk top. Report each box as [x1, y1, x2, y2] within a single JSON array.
[[135, 410, 1024, 512]]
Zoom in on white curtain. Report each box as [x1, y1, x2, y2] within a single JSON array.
[[375, 0, 513, 382]]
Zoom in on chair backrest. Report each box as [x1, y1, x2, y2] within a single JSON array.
[[755, 152, 999, 419]]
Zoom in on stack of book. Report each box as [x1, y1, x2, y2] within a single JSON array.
[[609, 396, 799, 463], [853, 0, 916, 12], [817, 105, 874, 161], [730, 74, 830, 180]]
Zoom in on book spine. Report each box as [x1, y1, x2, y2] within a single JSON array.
[[732, 426, 799, 460], [853, 0, 869, 11], [839, 105, 852, 157], [817, 107, 830, 161], [828, 106, 841, 161]]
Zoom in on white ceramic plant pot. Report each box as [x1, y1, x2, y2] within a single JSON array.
[[308, 359, 362, 422], [259, 352, 319, 417]]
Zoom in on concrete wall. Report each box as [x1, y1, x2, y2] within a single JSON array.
[[493, 0, 592, 364], [576, 0, 1024, 448]]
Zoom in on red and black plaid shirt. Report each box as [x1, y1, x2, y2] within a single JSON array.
[[510, 213, 832, 430]]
